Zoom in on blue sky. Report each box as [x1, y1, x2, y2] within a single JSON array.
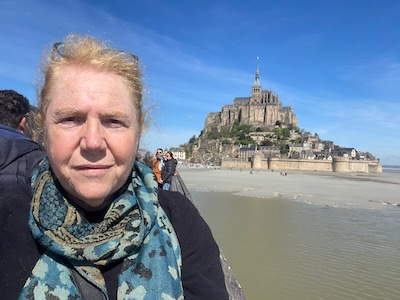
[[1, 0, 399, 165]]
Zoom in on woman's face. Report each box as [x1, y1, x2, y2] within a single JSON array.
[[45, 64, 139, 210]]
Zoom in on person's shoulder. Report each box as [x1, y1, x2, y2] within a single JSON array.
[[158, 189, 197, 218], [0, 124, 27, 139], [158, 189, 193, 206], [149, 156, 157, 166], [157, 189, 213, 244], [0, 134, 44, 176], [25, 146, 46, 173]]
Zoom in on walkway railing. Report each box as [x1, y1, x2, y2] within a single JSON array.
[[171, 174, 247, 300]]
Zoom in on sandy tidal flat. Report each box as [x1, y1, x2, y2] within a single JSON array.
[[177, 167, 400, 210]]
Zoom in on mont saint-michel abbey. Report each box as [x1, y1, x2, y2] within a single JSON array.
[[187, 62, 382, 173], [204, 63, 297, 132]]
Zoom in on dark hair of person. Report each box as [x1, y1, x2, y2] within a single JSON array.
[[0, 90, 30, 129]]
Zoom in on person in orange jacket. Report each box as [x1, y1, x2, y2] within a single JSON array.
[[149, 148, 164, 187]]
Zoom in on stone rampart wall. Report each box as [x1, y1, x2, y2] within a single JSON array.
[[221, 157, 382, 173], [368, 162, 382, 173], [332, 157, 366, 172], [268, 158, 332, 171], [255, 158, 269, 169], [221, 159, 251, 169]]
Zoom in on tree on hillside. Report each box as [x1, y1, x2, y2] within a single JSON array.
[[188, 135, 197, 144], [261, 139, 273, 146], [281, 128, 290, 138]]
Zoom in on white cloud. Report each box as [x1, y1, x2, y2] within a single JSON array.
[[340, 54, 400, 94]]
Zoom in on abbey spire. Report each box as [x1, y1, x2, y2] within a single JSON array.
[[251, 56, 262, 103], [253, 56, 261, 87]]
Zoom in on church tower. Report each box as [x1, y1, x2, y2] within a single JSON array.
[[250, 57, 262, 103]]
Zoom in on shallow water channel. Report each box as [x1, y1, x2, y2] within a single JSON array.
[[190, 190, 400, 300]]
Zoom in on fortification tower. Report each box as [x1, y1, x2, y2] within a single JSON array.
[[250, 57, 262, 104]]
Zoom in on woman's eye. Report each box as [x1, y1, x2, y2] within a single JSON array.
[[59, 116, 84, 125], [103, 119, 125, 127]]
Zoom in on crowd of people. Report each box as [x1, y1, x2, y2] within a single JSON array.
[[0, 34, 228, 299]]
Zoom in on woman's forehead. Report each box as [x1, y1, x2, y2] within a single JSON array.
[[45, 70, 136, 119], [49, 65, 132, 98]]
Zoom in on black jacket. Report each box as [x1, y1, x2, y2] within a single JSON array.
[[162, 158, 178, 184], [0, 125, 45, 196], [0, 125, 46, 299]]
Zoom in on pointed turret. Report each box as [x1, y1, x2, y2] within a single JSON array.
[[253, 56, 261, 87], [251, 57, 262, 103]]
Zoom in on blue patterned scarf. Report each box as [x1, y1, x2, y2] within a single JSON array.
[[20, 158, 183, 299]]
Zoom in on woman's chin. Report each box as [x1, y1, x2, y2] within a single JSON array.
[[70, 193, 111, 211]]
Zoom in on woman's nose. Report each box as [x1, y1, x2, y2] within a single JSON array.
[[80, 119, 106, 151]]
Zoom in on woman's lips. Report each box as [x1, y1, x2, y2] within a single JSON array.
[[74, 164, 112, 176]]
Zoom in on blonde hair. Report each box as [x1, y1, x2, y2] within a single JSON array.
[[37, 34, 144, 133]]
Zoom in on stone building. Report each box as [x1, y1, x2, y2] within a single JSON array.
[[203, 60, 298, 133], [169, 147, 186, 160]]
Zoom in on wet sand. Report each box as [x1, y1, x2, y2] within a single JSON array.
[[177, 167, 400, 210]]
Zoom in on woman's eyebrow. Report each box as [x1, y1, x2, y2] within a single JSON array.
[[52, 107, 82, 118], [52, 109, 130, 119], [100, 111, 131, 119]]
